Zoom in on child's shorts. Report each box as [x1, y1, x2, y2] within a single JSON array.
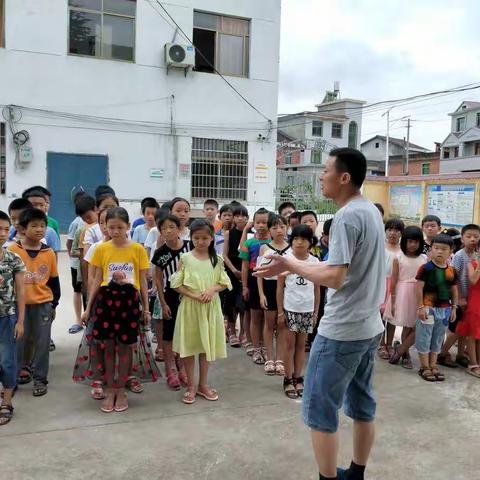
[[262, 279, 278, 311], [247, 273, 261, 310], [285, 310, 315, 334], [415, 307, 451, 354], [0, 314, 18, 389], [70, 267, 82, 293]]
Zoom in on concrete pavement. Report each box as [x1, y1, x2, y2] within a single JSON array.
[[1, 253, 479, 479]]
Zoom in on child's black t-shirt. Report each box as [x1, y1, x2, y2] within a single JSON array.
[[151, 240, 191, 292]]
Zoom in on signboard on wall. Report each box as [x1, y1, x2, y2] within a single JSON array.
[[389, 185, 423, 223], [427, 184, 475, 227], [254, 162, 268, 183]]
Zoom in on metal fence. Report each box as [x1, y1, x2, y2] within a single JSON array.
[[191, 138, 248, 201], [275, 168, 337, 215]]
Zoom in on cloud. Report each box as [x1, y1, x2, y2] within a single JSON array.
[[279, 0, 480, 147]]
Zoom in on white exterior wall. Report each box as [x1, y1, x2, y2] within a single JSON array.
[[0, 0, 280, 213], [361, 138, 405, 162], [450, 109, 480, 132]]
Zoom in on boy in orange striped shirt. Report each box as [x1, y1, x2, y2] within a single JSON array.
[[8, 208, 60, 397]]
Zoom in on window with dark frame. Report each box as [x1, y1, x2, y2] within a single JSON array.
[[191, 138, 248, 201], [456, 117, 466, 132], [443, 147, 450, 159], [375, 142, 379, 148], [348, 121, 358, 148], [477, 112, 480, 127], [454, 146, 459, 157], [0, 123, 6, 194], [284, 152, 292, 165], [312, 121, 323, 137], [475, 142, 480, 156], [68, 0, 136, 62], [421, 163, 430, 175], [193, 11, 249, 77], [311, 150, 322, 164], [331, 123, 343, 138]]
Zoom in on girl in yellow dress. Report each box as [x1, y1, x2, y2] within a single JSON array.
[[171, 219, 231, 404]]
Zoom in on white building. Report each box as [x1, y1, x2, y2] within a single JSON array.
[[0, 0, 280, 231], [440, 101, 480, 173], [277, 86, 365, 167]]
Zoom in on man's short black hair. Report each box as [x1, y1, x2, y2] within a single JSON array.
[[22, 186, 52, 199], [329, 148, 367, 188], [220, 204, 233, 215], [75, 195, 96, 216], [323, 218, 333, 235], [299, 210, 318, 223], [141, 197, 159, 214], [421, 215, 441, 227], [8, 198, 32, 213], [385, 218, 405, 233], [204, 199, 219, 209], [0, 210, 11, 224], [461, 224, 480, 235], [289, 211, 301, 221], [18, 208, 48, 228], [95, 185, 115, 198], [278, 201, 296, 215], [431, 233, 454, 248], [233, 205, 249, 217]]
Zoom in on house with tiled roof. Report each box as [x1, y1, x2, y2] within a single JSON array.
[[440, 101, 480, 173]]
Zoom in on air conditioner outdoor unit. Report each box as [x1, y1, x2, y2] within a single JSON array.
[[165, 43, 195, 69]]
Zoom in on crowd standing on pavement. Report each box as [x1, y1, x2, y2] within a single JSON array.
[[1, 148, 480, 479]]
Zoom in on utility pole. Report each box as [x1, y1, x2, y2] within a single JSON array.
[[381, 107, 394, 176], [405, 117, 411, 175]]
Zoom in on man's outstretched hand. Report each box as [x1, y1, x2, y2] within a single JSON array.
[[254, 254, 290, 278]]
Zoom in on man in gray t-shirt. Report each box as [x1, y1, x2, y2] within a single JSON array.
[[320, 198, 385, 341], [255, 148, 383, 480]]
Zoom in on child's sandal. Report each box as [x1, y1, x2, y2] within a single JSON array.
[[166, 372, 181, 391], [0, 404, 13, 426], [418, 367, 436, 382], [275, 360, 285, 376], [264, 360, 276, 375], [293, 376, 304, 397], [466, 365, 480, 378], [283, 377, 298, 399], [126, 376, 144, 394], [430, 367, 445, 382], [90, 381, 105, 400], [182, 388, 196, 405]]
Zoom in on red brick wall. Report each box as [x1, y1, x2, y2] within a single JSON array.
[[389, 157, 440, 176], [276, 149, 301, 166]]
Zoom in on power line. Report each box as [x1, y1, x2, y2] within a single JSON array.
[[150, 0, 273, 124]]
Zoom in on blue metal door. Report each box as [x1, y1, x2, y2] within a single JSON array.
[[47, 152, 109, 233]]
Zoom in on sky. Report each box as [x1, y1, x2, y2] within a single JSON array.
[[278, 0, 480, 149]]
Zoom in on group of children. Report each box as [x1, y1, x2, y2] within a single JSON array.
[[3, 186, 479, 424], [378, 213, 480, 383]]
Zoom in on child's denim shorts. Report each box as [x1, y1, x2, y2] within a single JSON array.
[[0, 314, 18, 389], [302, 333, 382, 433], [415, 307, 451, 354]]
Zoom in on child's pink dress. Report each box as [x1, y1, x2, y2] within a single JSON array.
[[385, 253, 427, 327]]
